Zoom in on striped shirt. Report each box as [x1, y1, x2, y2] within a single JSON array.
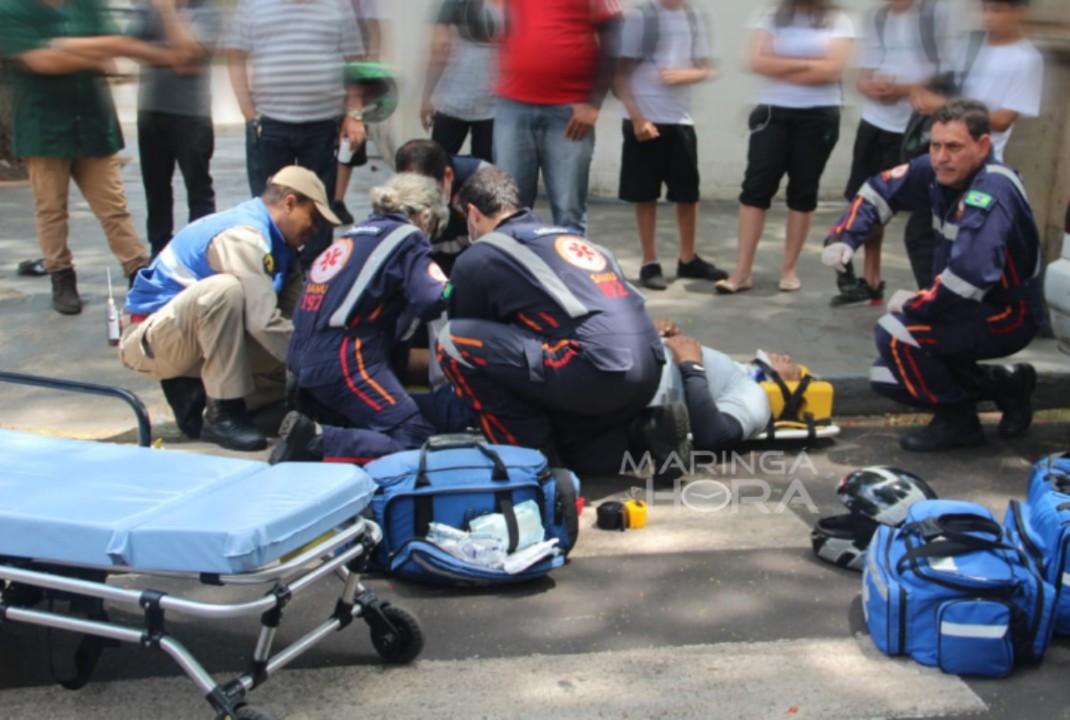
[[228, 0, 363, 123]]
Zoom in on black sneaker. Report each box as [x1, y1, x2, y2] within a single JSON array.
[[677, 254, 729, 282], [630, 402, 692, 480], [269, 411, 324, 464], [830, 278, 885, 307], [639, 262, 668, 290], [17, 258, 46, 277], [332, 200, 354, 226]]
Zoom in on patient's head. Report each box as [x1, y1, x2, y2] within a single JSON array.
[[762, 351, 803, 381]]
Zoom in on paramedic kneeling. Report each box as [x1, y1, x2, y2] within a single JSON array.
[[821, 99, 1042, 452], [121, 166, 341, 451], [438, 166, 665, 473], [270, 174, 449, 465]]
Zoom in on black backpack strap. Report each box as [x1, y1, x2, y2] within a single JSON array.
[[956, 30, 986, 92], [874, 5, 889, 64]]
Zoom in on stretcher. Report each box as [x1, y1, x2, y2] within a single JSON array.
[[0, 372, 423, 720]]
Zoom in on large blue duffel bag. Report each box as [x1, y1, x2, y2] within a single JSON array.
[[863, 498, 1056, 677], [364, 434, 580, 586], [1003, 452, 1070, 634]]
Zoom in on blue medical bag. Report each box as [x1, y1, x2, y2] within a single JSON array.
[[863, 499, 1056, 677], [364, 435, 580, 586], [1003, 452, 1070, 634]]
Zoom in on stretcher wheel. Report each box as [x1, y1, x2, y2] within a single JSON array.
[[370, 605, 424, 664], [234, 705, 277, 720]]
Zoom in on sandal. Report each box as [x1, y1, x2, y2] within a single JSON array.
[[778, 277, 802, 292], [714, 278, 753, 294]]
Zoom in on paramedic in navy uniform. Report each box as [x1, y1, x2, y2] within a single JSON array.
[[821, 99, 1041, 452], [122, 165, 341, 452], [438, 166, 667, 473], [270, 173, 449, 464]]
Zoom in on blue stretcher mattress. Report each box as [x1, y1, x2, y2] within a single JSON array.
[[0, 430, 376, 574]]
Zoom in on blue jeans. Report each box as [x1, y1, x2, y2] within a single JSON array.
[[494, 98, 593, 235], [245, 116, 339, 265]]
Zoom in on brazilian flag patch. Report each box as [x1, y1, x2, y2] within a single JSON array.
[[443, 282, 453, 299], [965, 191, 994, 210]]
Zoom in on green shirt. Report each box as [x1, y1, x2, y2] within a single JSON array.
[[0, 0, 123, 158]]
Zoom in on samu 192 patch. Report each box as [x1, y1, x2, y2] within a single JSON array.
[[965, 191, 994, 210]]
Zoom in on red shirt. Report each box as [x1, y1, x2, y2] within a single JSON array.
[[497, 0, 622, 105]]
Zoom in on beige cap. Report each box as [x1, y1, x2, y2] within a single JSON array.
[[269, 165, 342, 226]]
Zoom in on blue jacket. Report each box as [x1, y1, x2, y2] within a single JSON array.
[[125, 198, 294, 314], [448, 210, 665, 372], [831, 155, 1043, 329], [288, 213, 447, 387]]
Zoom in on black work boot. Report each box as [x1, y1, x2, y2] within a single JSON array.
[[986, 363, 1037, 439], [50, 268, 82, 315], [269, 411, 324, 464], [629, 402, 692, 483], [201, 398, 267, 451], [160, 377, 207, 439], [900, 404, 985, 452]]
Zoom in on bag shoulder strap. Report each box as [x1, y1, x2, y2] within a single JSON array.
[[640, 2, 659, 61], [918, 0, 940, 67]]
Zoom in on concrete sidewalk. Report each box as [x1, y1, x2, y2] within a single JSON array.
[[0, 126, 1067, 439]]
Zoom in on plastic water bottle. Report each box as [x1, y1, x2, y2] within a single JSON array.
[[106, 268, 121, 346]]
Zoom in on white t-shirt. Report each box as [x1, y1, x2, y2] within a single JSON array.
[[752, 8, 854, 109], [859, 2, 950, 133], [958, 37, 1044, 160], [618, 3, 715, 125]]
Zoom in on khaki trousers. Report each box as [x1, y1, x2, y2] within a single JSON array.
[[119, 274, 285, 407], [26, 154, 149, 276]]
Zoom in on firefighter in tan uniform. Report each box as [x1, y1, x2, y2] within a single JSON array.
[[121, 166, 341, 451]]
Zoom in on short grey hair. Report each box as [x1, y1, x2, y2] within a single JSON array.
[[457, 167, 521, 218], [370, 173, 449, 234]]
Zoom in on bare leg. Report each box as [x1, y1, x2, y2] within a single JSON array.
[[862, 225, 884, 287], [782, 208, 812, 286], [726, 203, 765, 286], [636, 201, 658, 264], [676, 201, 698, 262]]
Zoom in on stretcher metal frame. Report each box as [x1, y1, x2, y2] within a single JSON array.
[[0, 372, 423, 720]]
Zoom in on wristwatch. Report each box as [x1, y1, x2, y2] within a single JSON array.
[[346, 109, 364, 122]]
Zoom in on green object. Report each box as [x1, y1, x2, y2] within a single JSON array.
[[965, 191, 994, 210], [0, 0, 124, 158], [343, 62, 399, 123]]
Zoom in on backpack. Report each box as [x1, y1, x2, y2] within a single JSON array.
[[1003, 453, 1070, 634], [365, 434, 580, 587], [638, 1, 704, 64], [863, 499, 1056, 677], [899, 30, 986, 162]]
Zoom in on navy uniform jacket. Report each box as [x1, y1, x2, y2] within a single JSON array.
[[448, 210, 665, 371], [832, 155, 1043, 330], [289, 213, 447, 387]]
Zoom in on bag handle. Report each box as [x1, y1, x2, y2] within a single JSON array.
[[413, 434, 517, 550], [416, 433, 509, 488], [896, 513, 1012, 573]]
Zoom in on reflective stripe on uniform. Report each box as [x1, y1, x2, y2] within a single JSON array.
[[480, 232, 590, 319], [437, 321, 474, 368], [939, 621, 1008, 639], [866, 550, 888, 600], [327, 225, 418, 328], [157, 245, 199, 288], [870, 365, 899, 386], [938, 267, 986, 301], [878, 314, 921, 349], [932, 213, 959, 242], [985, 164, 1029, 202], [860, 182, 894, 224]]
